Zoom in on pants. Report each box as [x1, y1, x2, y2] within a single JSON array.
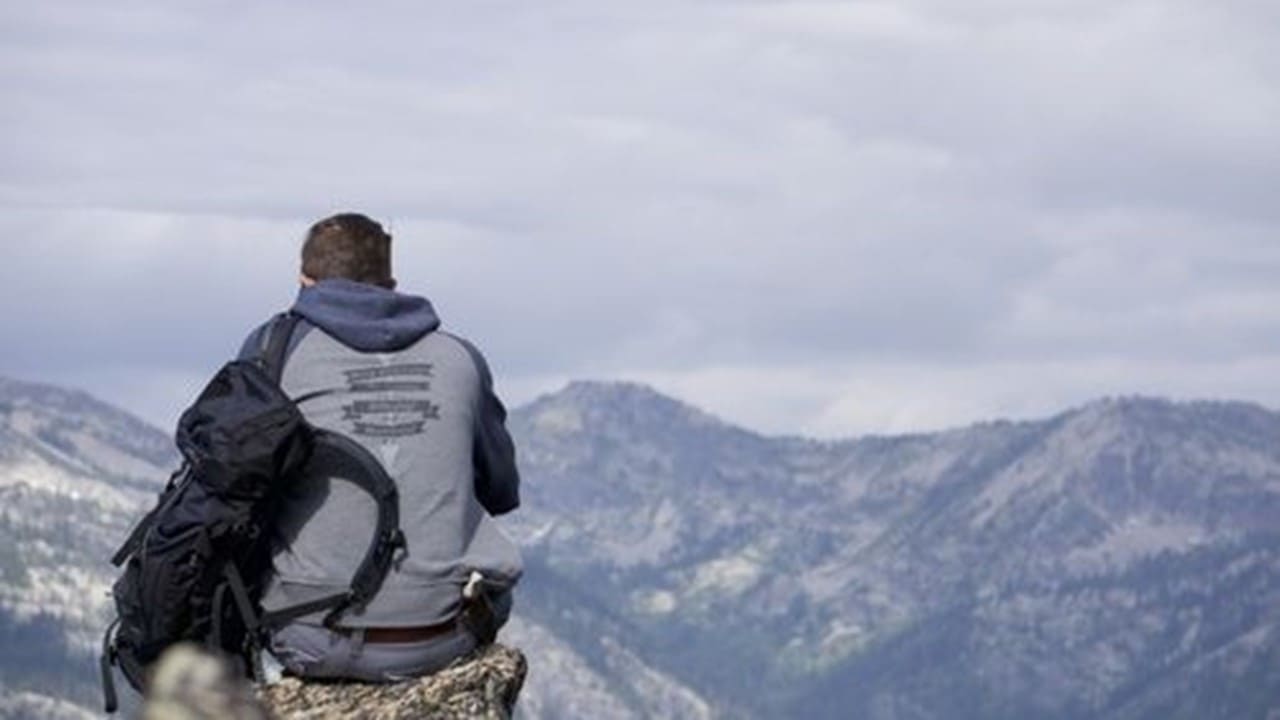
[[267, 590, 512, 683]]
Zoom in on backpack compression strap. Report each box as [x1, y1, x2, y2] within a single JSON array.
[[110, 463, 189, 567]]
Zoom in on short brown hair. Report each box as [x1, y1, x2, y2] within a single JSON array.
[[301, 212, 394, 287]]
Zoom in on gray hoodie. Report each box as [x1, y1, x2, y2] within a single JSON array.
[[239, 279, 522, 627]]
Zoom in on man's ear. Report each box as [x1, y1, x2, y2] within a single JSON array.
[[300, 273, 317, 288]]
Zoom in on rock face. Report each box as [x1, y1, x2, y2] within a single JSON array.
[[259, 644, 527, 720], [142, 643, 527, 720]]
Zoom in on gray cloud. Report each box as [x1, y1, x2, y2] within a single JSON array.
[[1, 0, 1277, 435]]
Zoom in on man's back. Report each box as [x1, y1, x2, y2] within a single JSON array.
[[252, 277, 522, 628], [252, 213, 521, 683]]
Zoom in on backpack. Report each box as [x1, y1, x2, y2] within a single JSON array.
[[99, 313, 408, 713]]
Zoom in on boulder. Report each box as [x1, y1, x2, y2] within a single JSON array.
[[143, 644, 527, 720], [259, 644, 527, 720]]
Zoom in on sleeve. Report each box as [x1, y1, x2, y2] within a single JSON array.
[[453, 335, 521, 515]]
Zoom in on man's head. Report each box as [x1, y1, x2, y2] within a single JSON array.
[[301, 212, 395, 289]]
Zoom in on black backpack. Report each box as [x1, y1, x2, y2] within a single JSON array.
[[99, 313, 408, 713]]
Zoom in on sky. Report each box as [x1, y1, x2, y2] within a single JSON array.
[[1, 1, 1277, 438]]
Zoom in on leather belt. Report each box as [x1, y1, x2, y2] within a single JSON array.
[[334, 620, 458, 644]]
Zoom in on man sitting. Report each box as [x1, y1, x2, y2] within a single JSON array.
[[240, 212, 522, 682]]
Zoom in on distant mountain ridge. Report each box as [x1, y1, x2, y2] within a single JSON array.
[[0, 376, 174, 717], [0, 377, 175, 494], [0, 375, 1278, 719], [505, 381, 1280, 718]]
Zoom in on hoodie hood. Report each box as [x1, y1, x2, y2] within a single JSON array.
[[292, 279, 441, 352]]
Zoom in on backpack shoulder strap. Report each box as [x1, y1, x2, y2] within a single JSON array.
[[259, 429, 406, 631], [259, 312, 302, 383]]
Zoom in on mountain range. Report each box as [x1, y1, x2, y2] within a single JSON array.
[[0, 375, 1277, 719]]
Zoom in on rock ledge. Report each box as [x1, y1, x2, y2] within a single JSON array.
[[144, 644, 527, 720], [260, 644, 527, 720]]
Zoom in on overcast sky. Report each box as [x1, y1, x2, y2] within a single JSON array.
[[2, 1, 1277, 438]]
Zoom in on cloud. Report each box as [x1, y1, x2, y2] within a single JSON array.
[[631, 353, 1280, 438], [1, 0, 1277, 435]]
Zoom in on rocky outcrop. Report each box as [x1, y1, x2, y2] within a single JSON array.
[[142, 644, 527, 720], [259, 644, 527, 720]]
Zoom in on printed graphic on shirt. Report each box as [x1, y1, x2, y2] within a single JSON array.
[[344, 363, 435, 393], [343, 364, 440, 437]]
